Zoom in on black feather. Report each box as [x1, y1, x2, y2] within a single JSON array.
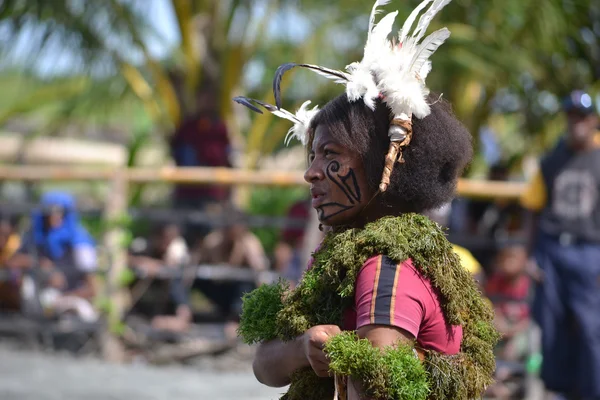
[[252, 99, 279, 113], [273, 63, 349, 109], [233, 96, 265, 114], [273, 63, 299, 109]]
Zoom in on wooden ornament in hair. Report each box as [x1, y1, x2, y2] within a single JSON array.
[[379, 115, 414, 193]]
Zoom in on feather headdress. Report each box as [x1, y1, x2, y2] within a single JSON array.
[[234, 0, 452, 149]]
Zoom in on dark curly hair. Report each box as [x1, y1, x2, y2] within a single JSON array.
[[308, 92, 472, 213]]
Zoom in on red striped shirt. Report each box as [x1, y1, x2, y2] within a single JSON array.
[[343, 255, 462, 355]]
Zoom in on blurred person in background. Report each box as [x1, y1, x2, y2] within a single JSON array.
[[0, 217, 21, 310], [128, 223, 192, 333], [485, 244, 531, 362], [521, 90, 600, 400], [484, 243, 531, 399], [193, 208, 268, 339], [0, 217, 20, 264], [197, 208, 268, 272], [6, 191, 98, 322], [169, 82, 232, 212]]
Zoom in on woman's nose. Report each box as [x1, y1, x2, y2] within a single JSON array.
[[304, 159, 325, 183]]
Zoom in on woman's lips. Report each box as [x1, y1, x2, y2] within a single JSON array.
[[310, 189, 326, 208], [311, 194, 326, 208]]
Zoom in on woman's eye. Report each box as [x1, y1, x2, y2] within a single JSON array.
[[324, 149, 336, 157]]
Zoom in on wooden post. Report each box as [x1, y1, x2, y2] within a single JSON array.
[[100, 169, 130, 363]]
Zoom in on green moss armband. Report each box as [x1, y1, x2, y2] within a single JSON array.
[[324, 332, 429, 400], [238, 280, 287, 344]]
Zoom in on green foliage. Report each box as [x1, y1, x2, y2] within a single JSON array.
[[111, 321, 127, 336], [325, 332, 429, 400], [94, 296, 114, 315], [383, 344, 430, 400], [117, 268, 136, 287], [282, 369, 334, 400], [238, 280, 288, 344], [79, 215, 105, 241]]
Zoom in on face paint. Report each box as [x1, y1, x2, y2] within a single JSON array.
[[304, 125, 375, 226], [326, 161, 362, 204]]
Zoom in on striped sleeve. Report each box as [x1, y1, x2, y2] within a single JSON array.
[[355, 256, 424, 337]]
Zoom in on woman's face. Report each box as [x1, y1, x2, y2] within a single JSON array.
[[304, 124, 375, 226]]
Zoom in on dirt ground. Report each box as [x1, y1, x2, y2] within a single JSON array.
[[0, 342, 285, 400]]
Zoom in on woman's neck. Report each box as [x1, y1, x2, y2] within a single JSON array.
[[351, 201, 404, 229]]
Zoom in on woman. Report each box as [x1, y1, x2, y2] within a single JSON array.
[[235, 1, 498, 399]]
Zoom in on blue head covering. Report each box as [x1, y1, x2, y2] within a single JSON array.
[[31, 191, 95, 260]]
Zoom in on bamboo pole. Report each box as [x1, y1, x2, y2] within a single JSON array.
[[0, 166, 526, 200], [99, 169, 130, 363]]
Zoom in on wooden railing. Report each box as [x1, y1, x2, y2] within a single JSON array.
[[0, 165, 527, 199], [0, 165, 527, 361]]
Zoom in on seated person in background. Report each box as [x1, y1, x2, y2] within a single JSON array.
[[199, 209, 268, 272], [6, 191, 98, 322], [128, 223, 193, 333], [485, 243, 530, 363], [194, 209, 268, 339], [0, 217, 20, 264], [0, 217, 21, 310]]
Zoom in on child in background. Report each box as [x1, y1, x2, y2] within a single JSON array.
[[484, 244, 531, 399], [485, 243, 531, 362]]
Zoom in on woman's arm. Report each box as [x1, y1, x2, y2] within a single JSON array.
[[253, 324, 341, 387]]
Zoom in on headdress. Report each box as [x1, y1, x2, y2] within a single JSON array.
[[234, 0, 453, 192]]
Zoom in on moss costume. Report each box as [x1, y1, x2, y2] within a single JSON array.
[[239, 214, 499, 400]]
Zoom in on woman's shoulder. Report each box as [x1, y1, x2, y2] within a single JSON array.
[[358, 255, 432, 292], [360, 255, 424, 274]]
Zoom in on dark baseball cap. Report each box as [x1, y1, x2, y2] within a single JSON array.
[[562, 90, 597, 115]]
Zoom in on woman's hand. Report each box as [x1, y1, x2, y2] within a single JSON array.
[[302, 324, 342, 377], [252, 324, 341, 387]]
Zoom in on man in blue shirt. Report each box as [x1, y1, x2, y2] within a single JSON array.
[[521, 90, 600, 399]]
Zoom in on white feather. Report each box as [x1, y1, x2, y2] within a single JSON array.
[[419, 61, 432, 80], [367, 11, 397, 53], [280, 0, 454, 142], [412, 0, 452, 42], [409, 28, 450, 75], [302, 64, 350, 84], [271, 108, 301, 124], [399, 0, 432, 44], [368, 0, 392, 36], [345, 9, 398, 108], [284, 101, 320, 146]]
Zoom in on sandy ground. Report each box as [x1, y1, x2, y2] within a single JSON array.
[[0, 344, 285, 400]]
